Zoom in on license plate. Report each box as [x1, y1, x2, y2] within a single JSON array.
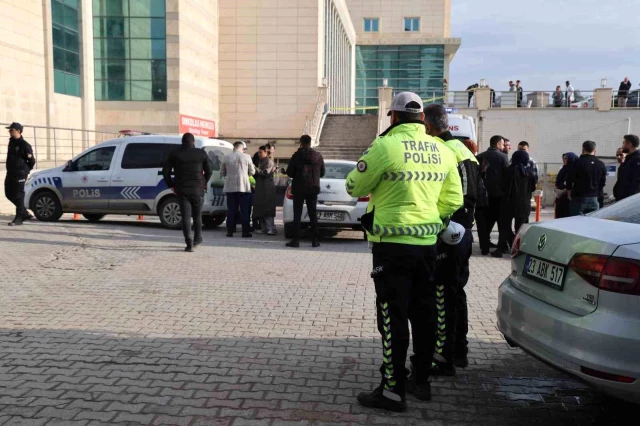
[[523, 255, 566, 290], [317, 211, 345, 221]]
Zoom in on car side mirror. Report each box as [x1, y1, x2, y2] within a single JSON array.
[[63, 160, 73, 172]]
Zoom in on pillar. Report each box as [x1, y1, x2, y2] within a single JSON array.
[[378, 86, 393, 134], [594, 88, 613, 112]]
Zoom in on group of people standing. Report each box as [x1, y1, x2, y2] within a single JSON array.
[[555, 134, 640, 218], [474, 136, 539, 258]]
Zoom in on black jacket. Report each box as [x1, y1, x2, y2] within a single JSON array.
[[286, 147, 325, 196], [162, 145, 213, 197], [566, 154, 606, 198], [619, 81, 632, 97], [476, 147, 509, 198], [252, 151, 260, 167], [614, 150, 640, 201], [6, 137, 36, 179], [502, 166, 536, 218], [439, 131, 479, 229]]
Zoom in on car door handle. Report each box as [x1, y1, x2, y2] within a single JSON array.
[[111, 178, 124, 182], [97, 178, 110, 182]]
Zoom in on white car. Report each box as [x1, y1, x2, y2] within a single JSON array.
[[25, 135, 233, 229], [497, 194, 640, 403], [570, 96, 594, 108], [283, 160, 369, 238]]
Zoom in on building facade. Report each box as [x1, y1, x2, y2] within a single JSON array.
[[345, 0, 460, 113], [1, 0, 454, 160]]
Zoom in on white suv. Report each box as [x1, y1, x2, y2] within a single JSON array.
[[24, 135, 233, 229]]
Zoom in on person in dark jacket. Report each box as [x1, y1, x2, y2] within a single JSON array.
[[475, 135, 509, 255], [162, 133, 213, 252], [285, 134, 325, 248], [254, 146, 277, 235], [566, 140, 606, 216], [494, 150, 537, 257], [5, 122, 36, 226], [614, 134, 640, 201], [424, 105, 479, 373], [618, 77, 632, 108], [554, 152, 578, 219]]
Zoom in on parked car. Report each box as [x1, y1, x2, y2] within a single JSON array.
[[282, 160, 368, 238], [496, 193, 640, 403], [615, 90, 640, 108], [25, 135, 233, 229]]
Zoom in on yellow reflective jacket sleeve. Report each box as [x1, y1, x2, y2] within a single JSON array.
[[437, 159, 464, 220], [345, 141, 384, 198]]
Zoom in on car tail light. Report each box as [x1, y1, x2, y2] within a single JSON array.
[[569, 254, 640, 295], [510, 233, 521, 258], [285, 185, 293, 200], [580, 366, 636, 383], [358, 195, 370, 202]]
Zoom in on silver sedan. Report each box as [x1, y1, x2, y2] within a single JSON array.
[[497, 193, 640, 403]]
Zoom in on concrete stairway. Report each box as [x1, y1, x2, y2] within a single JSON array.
[[316, 114, 379, 161]]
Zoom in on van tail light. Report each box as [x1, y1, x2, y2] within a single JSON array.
[[358, 195, 370, 202], [569, 254, 640, 295], [580, 366, 636, 383], [285, 185, 293, 200]]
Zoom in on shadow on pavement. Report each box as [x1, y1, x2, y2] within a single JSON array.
[[0, 329, 634, 426]]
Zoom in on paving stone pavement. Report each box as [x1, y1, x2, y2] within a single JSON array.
[[0, 215, 634, 425]]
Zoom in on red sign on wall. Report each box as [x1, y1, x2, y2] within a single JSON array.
[[179, 114, 216, 137]]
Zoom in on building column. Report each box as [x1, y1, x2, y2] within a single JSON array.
[[475, 87, 491, 111], [378, 86, 393, 134], [80, 0, 96, 147], [594, 88, 613, 111]]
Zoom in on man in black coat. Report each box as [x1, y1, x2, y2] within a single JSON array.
[[566, 140, 606, 216], [285, 135, 325, 248], [5, 122, 36, 226], [614, 134, 640, 201], [475, 135, 509, 255], [162, 133, 213, 252]]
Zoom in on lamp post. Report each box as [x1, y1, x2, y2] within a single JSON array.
[[480, 78, 487, 88], [601, 78, 607, 88], [382, 78, 388, 88]]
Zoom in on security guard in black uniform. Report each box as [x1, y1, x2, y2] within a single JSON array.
[[424, 105, 479, 374], [5, 122, 35, 226]]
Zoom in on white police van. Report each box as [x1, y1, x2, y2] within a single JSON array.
[[24, 134, 233, 229]]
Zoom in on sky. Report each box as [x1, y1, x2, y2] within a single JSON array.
[[449, 0, 640, 92]]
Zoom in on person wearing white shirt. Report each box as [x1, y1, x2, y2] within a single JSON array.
[[565, 81, 575, 107]]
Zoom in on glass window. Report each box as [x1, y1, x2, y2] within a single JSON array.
[[324, 163, 356, 180], [51, 0, 81, 96], [121, 143, 178, 169], [74, 147, 116, 171], [205, 146, 233, 172], [94, 0, 167, 101], [589, 194, 640, 224], [404, 17, 420, 32], [363, 18, 379, 32]]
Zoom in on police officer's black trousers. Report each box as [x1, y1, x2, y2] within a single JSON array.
[[4, 178, 28, 219], [371, 242, 438, 396], [179, 195, 203, 245], [434, 230, 472, 364]]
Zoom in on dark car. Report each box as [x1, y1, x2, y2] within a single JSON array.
[[615, 90, 640, 108]]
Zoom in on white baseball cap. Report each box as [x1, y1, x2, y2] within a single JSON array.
[[387, 92, 424, 116], [440, 221, 466, 245]]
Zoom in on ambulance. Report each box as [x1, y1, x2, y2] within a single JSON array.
[[24, 134, 233, 229], [447, 110, 477, 142]]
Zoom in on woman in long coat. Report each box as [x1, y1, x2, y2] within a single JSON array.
[[253, 146, 277, 235], [554, 152, 578, 219]]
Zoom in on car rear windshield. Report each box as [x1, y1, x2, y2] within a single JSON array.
[[589, 194, 640, 224], [324, 163, 355, 180]]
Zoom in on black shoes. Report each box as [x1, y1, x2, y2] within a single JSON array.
[[286, 240, 300, 248], [8, 220, 23, 227], [242, 233, 253, 238], [357, 386, 407, 413], [312, 239, 320, 248], [491, 250, 503, 258], [428, 360, 456, 377], [406, 378, 432, 401], [194, 239, 202, 248], [226, 231, 233, 238]]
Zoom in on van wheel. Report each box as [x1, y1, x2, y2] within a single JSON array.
[[31, 190, 63, 222], [284, 223, 295, 239], [83, 214, 105, 222], [203, 213, 226, 228], [158, 197, 182, 230]]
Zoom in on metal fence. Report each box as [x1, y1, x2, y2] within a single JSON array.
[[0, 123, 119, 169], [445, 89, 598, 109]]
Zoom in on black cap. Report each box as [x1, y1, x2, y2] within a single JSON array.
[[6, 122, 23, 132]]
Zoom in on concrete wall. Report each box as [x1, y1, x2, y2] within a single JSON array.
[[218, 0, 324, 140]]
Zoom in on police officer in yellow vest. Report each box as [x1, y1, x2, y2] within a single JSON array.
[[346, 92, 463, 412], [423, 104, 480, 377]]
